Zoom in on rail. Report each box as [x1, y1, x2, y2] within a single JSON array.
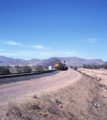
[[0, 70, 57, 79]]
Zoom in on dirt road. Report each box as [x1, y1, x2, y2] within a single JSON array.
[[0, 68, 82, 107]]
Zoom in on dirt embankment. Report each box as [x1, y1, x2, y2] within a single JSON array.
[[0, 69, 107, 120], [78, 68, 107, 87]]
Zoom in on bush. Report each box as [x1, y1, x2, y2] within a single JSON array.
[[33, 95, 37, 99], [83, 63, 107, 69], [35, 65, 43, 71], [0, 66, 11, 75], [15, 65, 32, 73], [23, 66, 32, 73], [74, 67, 77, 70], [70, 66, 73, 68], [15, 65, 22, 73], [44, 66, 48, 70], [54, 98, 59, 103]]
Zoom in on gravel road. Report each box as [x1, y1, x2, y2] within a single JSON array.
[[0, 68, 82, 108]]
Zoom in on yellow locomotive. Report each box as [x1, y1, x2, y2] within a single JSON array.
[[55, 61, 68, 70]]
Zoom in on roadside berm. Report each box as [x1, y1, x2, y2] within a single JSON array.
[[0, 69, 107, 120]]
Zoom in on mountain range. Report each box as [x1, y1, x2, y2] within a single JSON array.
[[0, 56, 105, 67]]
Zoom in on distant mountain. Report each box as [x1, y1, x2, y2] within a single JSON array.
[[58, 57, 105, 66], [0, 56, 105, 67], [0, 56, 41, 65], [40, 57, 61, 67]]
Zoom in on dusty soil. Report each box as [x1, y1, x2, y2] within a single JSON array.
[[78, 68, 107, 87], [0, 68, 107, 120]]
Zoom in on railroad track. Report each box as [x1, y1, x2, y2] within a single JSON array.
[[0, 70, 57, 78]]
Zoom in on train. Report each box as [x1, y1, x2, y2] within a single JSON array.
[[55, 61, 68, 70]]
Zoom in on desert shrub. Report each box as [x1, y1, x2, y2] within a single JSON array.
[[6, 65, 11, 68], [33, 95, 37, 99], [103, 62, 107, 69], [70, 66, 73, 68], [74, 67, 77, 70], [44, 66, 48, 70], [35, 65, 43, 71], [0, 66, 11, 75], [23, 66, 32, 73], [15, 65, 32, 73], [83, 63, 107, 69], [54, 98, 59, 103], [15, 65, 22, 73]]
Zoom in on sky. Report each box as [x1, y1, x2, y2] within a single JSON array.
[[0, 0, 107, 60]]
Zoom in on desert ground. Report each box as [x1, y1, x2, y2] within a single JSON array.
[[0, 68, 107, 120], [78, 68, 107, 87]]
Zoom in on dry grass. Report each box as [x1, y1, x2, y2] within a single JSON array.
[[1, 73, 107, 120]]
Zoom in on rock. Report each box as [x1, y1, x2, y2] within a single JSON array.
[[94, 103, 97, 108]]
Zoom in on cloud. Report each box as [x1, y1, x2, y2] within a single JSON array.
[[31, 45, 51, 50], [59, 51, 76, 55], [2, 40, 22, 46], [31, 45, 45, 49], [0, 40, 86, 59], [1, 40, 51, 50], [0, 49, 86, 60], [85, 38, 98, 43]]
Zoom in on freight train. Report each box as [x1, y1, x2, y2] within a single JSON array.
[[55, 61, 68, 70]]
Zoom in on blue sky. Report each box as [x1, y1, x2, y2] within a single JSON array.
[[0, 0, 107, 60]]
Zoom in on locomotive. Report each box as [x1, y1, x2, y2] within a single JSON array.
[[55, 61, 68, 70]]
